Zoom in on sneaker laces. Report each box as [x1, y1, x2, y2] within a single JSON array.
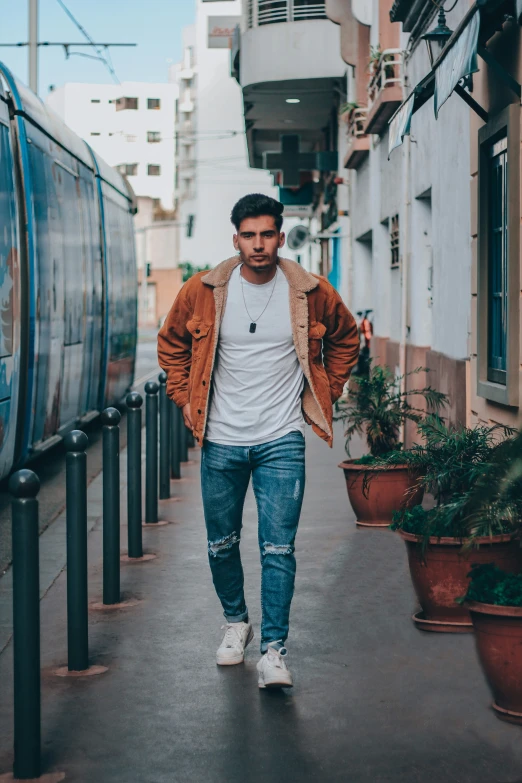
[[220, 623, 243, 649], [266, 645, 287, 668]]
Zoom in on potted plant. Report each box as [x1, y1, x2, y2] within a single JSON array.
[[457, 432, 522, 723], [339, 101, 359, 124], [368, 44, 382, 76], [387, 419, 522, 632], [336, 363, 446, 528]]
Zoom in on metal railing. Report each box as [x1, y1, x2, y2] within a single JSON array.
[[250, 0, 326, 27], [346, 107, 369, 139], [367, 49, 403, 110]]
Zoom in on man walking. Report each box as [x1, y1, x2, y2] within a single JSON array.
[[158, 194, 359, 688]]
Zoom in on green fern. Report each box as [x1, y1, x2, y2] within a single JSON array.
[[459, 563, 522, 607], [335, 362, 447, 458], [383, 419, 521, 542]]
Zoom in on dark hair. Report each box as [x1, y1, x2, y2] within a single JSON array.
[[231, 193, 284, 232]]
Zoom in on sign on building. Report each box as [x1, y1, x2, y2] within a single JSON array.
[[208, 17, 241, 48]]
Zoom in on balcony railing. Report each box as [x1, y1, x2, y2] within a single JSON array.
[[346, 107, 368, 139], [343, 107, 370, 170], [367, 49, 403, 110], [248, 0, 326, 27]]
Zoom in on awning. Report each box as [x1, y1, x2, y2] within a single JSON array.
[[387, 0, 520, 154], [434, 8, 480, 117], [388, 92, 414, 157]]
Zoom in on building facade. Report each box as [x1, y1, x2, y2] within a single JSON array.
[[47, 81, 177, 210], [339, 0, 522, 434], [234, 0, 348, 280], [237, 0, 522, 433], [171, 0, 278, 269], [331, 0, 472, 435], [47, 81, 181, 326]]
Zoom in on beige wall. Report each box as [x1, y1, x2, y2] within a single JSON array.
[[372, 337, 466, 447], [138, 268, 183, 327]]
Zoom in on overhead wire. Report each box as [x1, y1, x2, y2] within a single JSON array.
[[55, 0, 121, 83]]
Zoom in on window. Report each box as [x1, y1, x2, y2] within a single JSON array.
[[477, 104, 520, 407], [390, 214, 399, 268], [115, 97, 138, 111], [148, 164, 161, 176], [125, 134, 137, 143], [147, 131, 161, 143], [148, 98, 161, 110], [117, 163, 138, 176], [90, 132, 101, 136], [487, 136, 508, 385], [91, 99, 100, 104]]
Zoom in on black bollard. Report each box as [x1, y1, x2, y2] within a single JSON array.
[[64, 430, 89, 672], [170, 399, 181, 480], [102, 407, 121, 605], [145, 381, 159, 523], [10, 469, 41, 780], [187, 429, 195, 450], [158, 372, 171, 500], [126, 392, 143, 558], [179, 408, 189, 465]]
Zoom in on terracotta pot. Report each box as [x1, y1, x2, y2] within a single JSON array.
[[467, 601, 522, 724], [400, 531, 522, 633], [338, 462, 423, 528]]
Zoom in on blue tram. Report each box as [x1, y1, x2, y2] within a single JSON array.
[[0, 63, 137, 480]]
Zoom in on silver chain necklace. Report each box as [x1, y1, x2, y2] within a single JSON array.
[[240, 265, 278, 333]]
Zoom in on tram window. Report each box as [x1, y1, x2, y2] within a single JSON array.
[[0, 124, 17, 358]]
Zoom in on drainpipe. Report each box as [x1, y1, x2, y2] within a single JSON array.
[[399, 133, 411, 444], [346, 171, 353, 310]]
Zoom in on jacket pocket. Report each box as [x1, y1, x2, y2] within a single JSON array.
[[186, 319, 212, 340], [308, 321, 326, 364]]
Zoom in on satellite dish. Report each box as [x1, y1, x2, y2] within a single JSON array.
[[287, 225, 310, 251]]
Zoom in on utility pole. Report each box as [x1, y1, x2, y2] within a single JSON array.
[[28, 0, 38, 93]]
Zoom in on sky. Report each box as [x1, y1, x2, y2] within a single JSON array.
[[0, 0, 196, 96]]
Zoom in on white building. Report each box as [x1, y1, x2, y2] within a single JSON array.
[[47, 81, 177, 211], [170, 0, 280, 268], [47, 80, 182, 327]]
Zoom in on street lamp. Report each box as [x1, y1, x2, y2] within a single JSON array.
[[422, 7, 453, 67]]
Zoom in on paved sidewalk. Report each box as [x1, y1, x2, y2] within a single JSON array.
[[1, 424, 522, 782]]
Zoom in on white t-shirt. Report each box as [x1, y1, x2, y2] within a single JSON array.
[[205, 264, 305, 446]]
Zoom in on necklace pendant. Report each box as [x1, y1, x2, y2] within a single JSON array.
[[249, 322, 257, 334]]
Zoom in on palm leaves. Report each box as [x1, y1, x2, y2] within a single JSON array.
[[336, 363, 447, 458], [385, 418, 521, 541]]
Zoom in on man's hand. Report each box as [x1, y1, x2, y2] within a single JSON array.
[[182, 403, 193, 431]]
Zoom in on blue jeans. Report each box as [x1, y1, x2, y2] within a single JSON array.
[[201, 431, 306, 653]]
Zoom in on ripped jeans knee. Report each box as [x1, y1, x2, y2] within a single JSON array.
[[261, 542, 294, 557], [208, 531, 240, 558]]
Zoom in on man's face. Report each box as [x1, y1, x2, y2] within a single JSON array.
[[233, 215, 285, 272]]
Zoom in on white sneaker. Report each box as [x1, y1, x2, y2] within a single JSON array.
[[257, 645, 293, 689], [216, 621, 254, 666]]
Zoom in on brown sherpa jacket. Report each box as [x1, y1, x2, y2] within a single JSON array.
[[157, 256, 359, 447]]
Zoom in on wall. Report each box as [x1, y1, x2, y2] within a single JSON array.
[[344, 0, 472, 429], [240, 20, 345, 86], [134, 196, 180, 327]]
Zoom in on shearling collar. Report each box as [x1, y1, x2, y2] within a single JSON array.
[[201, 256, 319, 293]]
